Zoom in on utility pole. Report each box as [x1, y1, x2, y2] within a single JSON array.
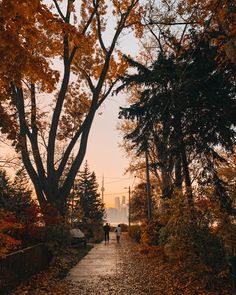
[[101, 174, 105, 204], [128, 186, 131, 227], [145, 141, 152, 220], [124, 186, 131, 227]]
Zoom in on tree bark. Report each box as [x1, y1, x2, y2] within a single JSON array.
[[174, 154, 182, 190], [175, 114, 193, 206]]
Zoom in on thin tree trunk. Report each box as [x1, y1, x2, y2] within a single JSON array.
[[175, 114, 193, 206], [174, 154, 182, 190]]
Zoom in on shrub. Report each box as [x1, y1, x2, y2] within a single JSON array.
[[159, 195, 226, 270], [0, 210, 22, 256], [140, 220, 162, 246], [120, 223, 129, 232], [128, 225, 142, 243], [78, 222, 104, 243], [16, 203, 42, 246], [38, 223, 72, 252]]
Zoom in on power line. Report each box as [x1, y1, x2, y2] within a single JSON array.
[[97, 176, 131, 180], [105, 179, 131, 184], [104, 191, 129, 196]]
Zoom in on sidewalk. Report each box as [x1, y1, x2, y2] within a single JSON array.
[[67, 232, 121, 282], [67, 232, 159, 295]]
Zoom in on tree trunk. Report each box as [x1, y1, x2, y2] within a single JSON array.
[[174, 115, 193, 207], [174, 155, 182, 190], [179, 140, 194, 206]]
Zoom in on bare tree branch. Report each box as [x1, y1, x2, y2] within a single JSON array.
[[98, 78, 119, 108], [76, 66, 95, 92], [82, 0, 99, 35], [95, 3, 108, 55], [52, 0, 66, 21]]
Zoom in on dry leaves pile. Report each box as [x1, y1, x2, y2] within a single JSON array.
[[10, 246, 92, 295], [9, 235, 232, 295], [69, 235, 232, 295]]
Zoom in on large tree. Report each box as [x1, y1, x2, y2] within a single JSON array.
[[0, 0, 142, 215], [117, 33, 236, 207]]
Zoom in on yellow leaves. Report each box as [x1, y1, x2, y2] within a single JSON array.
[[126, 5, 144, 38], [11, 247, 90, 294], [0, 0, 62, 93], [92, 50, 129, 83], [71, 33, 96, 57], [80, 0, 106, 31], [112, 0, 136, 14], [58, 83, 92, 139], [111, 0, 143, 38], [0, 0, 144, 171], [72, 40, 129, 89], [0, 0, 142, 96], [93, 63, 104, 81]]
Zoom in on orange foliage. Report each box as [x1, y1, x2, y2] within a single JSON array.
[[0, 202, 66, 255], [17, 203, 42, 241], [41, 203, 64, 225], [0, 0, 61, 141], [1, 3, 233, 245], [185, 0, 236, 64], [0, 210, 22, 256], [0, 0, 144, 214], [0, 0, 61, 87]]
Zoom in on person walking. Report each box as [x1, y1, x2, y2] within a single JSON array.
[[103, 222, 110, 244], [115, 224, 122, 243]]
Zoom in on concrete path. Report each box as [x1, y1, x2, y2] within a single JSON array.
[[67, 232, 121, 282]]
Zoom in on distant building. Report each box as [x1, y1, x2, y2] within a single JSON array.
[[105, 195, 128, 225], [105, 207, 118, 224], [114, 196, 120, 210], [121, 195, 126, 205]]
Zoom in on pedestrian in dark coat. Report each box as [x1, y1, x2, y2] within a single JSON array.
[[103, 222, 110, 244]]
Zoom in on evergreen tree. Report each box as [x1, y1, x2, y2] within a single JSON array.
[[130, 182, 148, 223], [0, 168, 34, 221], [11, 168, 34, 221], [77, 162, 104, 223], [117, 33, 236, 208], [0, 169, 14, 210]]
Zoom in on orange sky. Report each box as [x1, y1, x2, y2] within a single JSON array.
[[85, 95, 136, 208]]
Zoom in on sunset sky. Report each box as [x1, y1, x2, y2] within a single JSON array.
[[85, 93, 136, 208]]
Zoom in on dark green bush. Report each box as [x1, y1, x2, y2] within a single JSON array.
[[78, 223, 104, 243], [38, 223, 71, 252]]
